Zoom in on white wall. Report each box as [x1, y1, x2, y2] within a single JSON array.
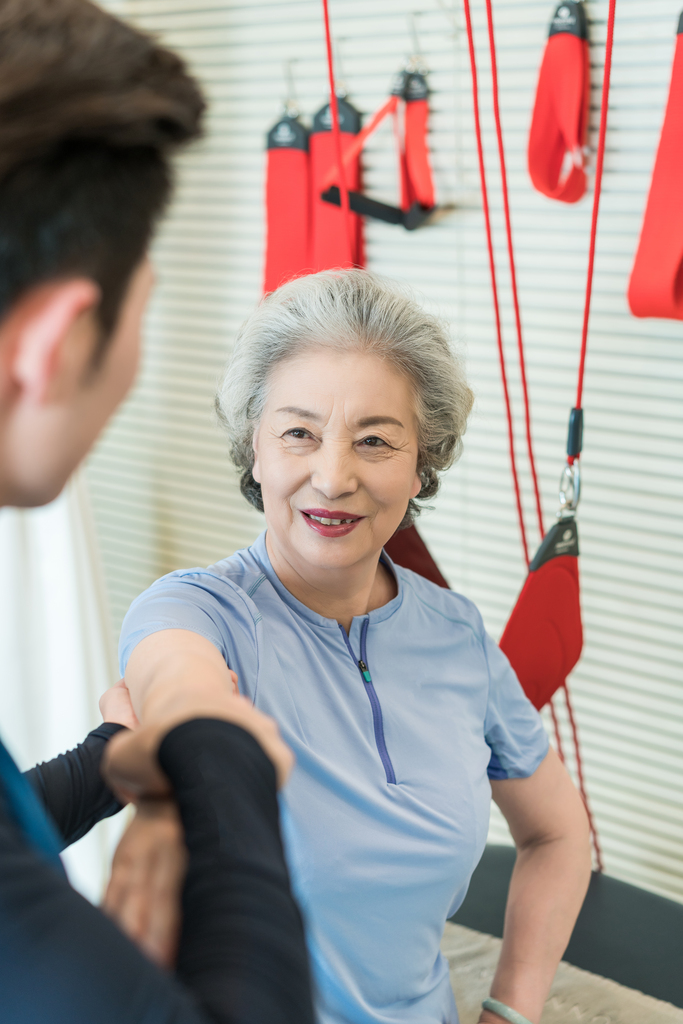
[[90, 0, 683, 902]]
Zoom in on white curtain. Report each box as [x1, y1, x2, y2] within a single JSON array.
[[0, 470, 125, 901]]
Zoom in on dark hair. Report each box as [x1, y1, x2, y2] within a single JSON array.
[[0, 0, 205, 349]]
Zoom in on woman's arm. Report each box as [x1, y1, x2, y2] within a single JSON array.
[[125, 629, 238, 723], [481, 747, 592, 1024]]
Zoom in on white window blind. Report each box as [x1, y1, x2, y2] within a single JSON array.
[[91, 0, 683, 902]]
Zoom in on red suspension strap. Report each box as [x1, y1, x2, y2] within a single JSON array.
[[483, 0, 545, 543], [321, 0, 354, 260], [573, 0, 617, 429], [464, 0, 617, 873], [461, 0, 530, 567], [464, 0, 566, 816]]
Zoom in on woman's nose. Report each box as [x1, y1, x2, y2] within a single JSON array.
[[309, 444, 358, 499]]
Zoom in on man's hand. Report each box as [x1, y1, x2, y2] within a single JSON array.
[[100, 679, 139, 731], [102, 678, 294, 802], [102, 799, 187, 969]]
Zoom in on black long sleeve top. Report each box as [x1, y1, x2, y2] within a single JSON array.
[[0, 718, 314, 1024], [25, 721, 126, 848]]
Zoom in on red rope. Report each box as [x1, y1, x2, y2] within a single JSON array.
[[483, 0, 545, 541], [573, 0, 617, 424], [563, 684, 604, 871], [466, 0, 618, 872], [321, 0, 354, 261], [462, 0, 530, 567]]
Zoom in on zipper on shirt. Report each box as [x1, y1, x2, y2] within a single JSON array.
[[339, 618, 397, 785]]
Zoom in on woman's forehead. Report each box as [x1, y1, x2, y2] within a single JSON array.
[[264, 349, 417, 423]]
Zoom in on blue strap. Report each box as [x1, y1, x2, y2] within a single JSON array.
[[0, 733, 65, 873], [482, 998, 534, 1024]]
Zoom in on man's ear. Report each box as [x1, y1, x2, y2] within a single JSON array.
[[8, 279, 101, 403]]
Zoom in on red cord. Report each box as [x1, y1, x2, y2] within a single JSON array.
[[462, 0, 530, 567], [574, 0, 617, 420], [321, 0, 354, 261], [483, 0, 545, 541], [563, 684, 604, 871], [467, 0, 618, 872]]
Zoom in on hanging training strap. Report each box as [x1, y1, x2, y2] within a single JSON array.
[[321, 0, 354, 259], [528, 1, 590, 204], [572, 0, 617, 450], [320, 72, 436, 230], [462, 0, 530, 567], [628, 13, 683, 321], [263, 114, 310, 294], [465, 0, 616, 872], [483, 0, 545, 542]]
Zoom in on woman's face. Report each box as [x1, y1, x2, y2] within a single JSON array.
[[253, 348, 422, 576]]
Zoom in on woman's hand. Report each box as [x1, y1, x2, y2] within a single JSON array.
[[102, 680, 294, 803], [99, 679, 139, 731], [102, 798, 187, 969]]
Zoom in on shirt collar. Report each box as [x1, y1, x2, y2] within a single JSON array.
[[249, 530, 404, 629]]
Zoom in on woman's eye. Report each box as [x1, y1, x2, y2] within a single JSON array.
[[285, 428, 311, 440], [360, 436, 387, 448]]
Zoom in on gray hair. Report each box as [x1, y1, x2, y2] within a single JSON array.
[[215, 269, 474, 529]]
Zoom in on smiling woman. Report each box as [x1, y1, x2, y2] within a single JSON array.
[[216, 269, 473, 529], [120, 269, 592, 1024]]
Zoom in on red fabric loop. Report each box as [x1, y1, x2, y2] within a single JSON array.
[[628, 27, 683, 320], [528, 32, 590, 203]]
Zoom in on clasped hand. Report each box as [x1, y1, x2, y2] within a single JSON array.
[[98, 674, 293, 967]]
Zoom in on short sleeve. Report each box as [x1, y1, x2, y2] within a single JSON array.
[[483, 631, 549, 780], [118, 571, 258, 681]]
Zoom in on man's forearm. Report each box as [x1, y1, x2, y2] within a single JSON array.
[[484, 835, 591, 1024], [25, 723, 126, 848], [159, 718, 314, 1024]]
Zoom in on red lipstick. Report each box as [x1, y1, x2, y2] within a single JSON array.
[[300, 508, 364, 538]]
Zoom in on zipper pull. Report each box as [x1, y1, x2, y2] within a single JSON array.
[[358, 659, 372, 683]]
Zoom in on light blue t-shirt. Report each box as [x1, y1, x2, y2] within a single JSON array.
[[120, 532, 548, 1024]]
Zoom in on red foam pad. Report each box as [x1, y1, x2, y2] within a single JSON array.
[[528, 33, 589, 203], [384, 525, 449, 589], [264, 148, 310, 294], [628, 32, 683, 319], [309, 131, 363, 271], [499, 554, 582, 710]]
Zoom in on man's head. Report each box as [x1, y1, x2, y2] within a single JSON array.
[[0, 0, 204, 506]]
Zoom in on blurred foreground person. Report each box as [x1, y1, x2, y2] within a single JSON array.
[[0, 3, 313, 1023]]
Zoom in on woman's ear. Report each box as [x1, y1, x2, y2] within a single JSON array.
[[8, 279, 100, 404], [251, 425, 261, 484], [410, 471, 422, 500]]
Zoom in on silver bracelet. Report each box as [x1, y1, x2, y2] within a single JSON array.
[[482, 997, 533, 1024]]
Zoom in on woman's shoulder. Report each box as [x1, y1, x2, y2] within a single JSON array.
[[127, 544, 266, 621], [394, 563, 486, 638]]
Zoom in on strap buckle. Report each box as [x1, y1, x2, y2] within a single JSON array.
[[558, 460, 581, 517]]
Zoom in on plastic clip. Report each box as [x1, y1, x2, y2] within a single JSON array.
[[566, 407, 583, 458]]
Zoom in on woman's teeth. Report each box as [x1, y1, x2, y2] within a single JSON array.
[[308, 514, 357, 525]]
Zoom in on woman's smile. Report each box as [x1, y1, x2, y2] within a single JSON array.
[[300, 507, 366, 537]]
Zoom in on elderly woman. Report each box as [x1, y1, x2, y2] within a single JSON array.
[[120, 270, 591, 1024]]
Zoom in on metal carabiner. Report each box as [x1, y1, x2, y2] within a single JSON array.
[[558, 460, 581, 517]]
